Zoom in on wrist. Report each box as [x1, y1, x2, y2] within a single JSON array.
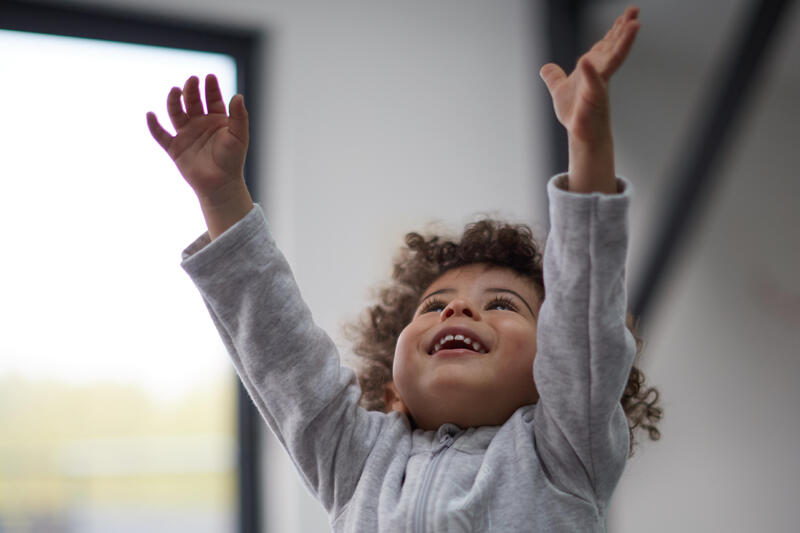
[[196, 177, 249, 207], [567, 134, 617, 194], [197, 179, 254, 240]]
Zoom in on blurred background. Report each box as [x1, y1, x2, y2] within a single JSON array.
[[1, 0, 797, 532]]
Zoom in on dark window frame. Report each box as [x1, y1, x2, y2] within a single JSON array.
[[1, 2, 264, 531]]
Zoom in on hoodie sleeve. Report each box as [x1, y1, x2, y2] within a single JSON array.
[[180, 204, 388, 518], [531, 174, 636, 511]]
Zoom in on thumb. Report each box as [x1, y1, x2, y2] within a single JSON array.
[[539, 63, 566, 94], [228, 94, 249, 144]]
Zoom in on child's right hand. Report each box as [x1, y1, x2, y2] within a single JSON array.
[[146, 74, 249, 203]]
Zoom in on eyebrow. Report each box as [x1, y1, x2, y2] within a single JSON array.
[[418, 287, 537, 318]]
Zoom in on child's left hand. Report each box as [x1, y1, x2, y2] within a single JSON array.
[[540, 6, 640, 193]]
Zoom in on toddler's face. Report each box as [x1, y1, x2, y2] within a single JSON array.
[[392, 264, 541, 430]]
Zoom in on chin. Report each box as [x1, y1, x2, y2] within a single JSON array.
[[412, 408, 500, 431]]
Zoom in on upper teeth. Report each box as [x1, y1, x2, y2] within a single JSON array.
[[431, 333, 487, 354]]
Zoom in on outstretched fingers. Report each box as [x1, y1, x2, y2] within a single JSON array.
[[595, 6, 640, 79], [146, 112, 174, 152], [150, 75, 245, 156], [601, 11, 625, 46], [611, 6, 638, 41], [227, 94, 249, 144], [167, 86, 188, 130], [204, 74, 227, 114], [604, 18, 640, 78], [183, 76, 205, 117]]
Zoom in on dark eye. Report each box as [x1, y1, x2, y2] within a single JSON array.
[[486, 296, 518, 312], [420, 297, 446, 314]]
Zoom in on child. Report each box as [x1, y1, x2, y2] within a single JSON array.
[[147, 5, 661, 531]]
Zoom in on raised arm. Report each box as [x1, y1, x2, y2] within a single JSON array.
[[147, 74, 253, 239], [156, 75, 391, 517], [532, 6, 640, 508], [540, 6, 640, 194]]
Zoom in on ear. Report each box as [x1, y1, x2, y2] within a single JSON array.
[[383, 381, 410, 415]]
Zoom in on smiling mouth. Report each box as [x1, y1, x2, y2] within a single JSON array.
[[430, 334, 488, 355]]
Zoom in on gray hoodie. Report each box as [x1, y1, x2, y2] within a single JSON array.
[[180, 174, 635, 532]]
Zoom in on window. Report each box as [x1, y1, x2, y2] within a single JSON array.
[[0, 5, 259, 532]]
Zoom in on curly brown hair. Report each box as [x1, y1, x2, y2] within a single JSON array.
[[346, 218, 662, 456]]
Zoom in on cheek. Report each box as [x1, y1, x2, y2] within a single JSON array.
[[520, 335, 538, 379], [392, 326, 413, 377], [519, 331, 537, 353], [504, 323, 538, 359], [392, 323, 423, 394], [499, 325, 538, 394]]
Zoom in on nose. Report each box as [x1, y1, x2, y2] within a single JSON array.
[[441, 299, 478, 321]]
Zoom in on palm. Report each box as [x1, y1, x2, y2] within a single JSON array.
[[147, 74, 248, 197], [541, 7, 640, 143], [170, 114, 244, 186]]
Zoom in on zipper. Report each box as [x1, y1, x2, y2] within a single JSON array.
[[413, 433, 455, 533]]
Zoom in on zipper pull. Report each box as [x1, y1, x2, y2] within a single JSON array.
[[436, 434, 454, 452]]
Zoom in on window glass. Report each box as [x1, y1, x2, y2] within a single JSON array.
[[0, 29, 237, 533]]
